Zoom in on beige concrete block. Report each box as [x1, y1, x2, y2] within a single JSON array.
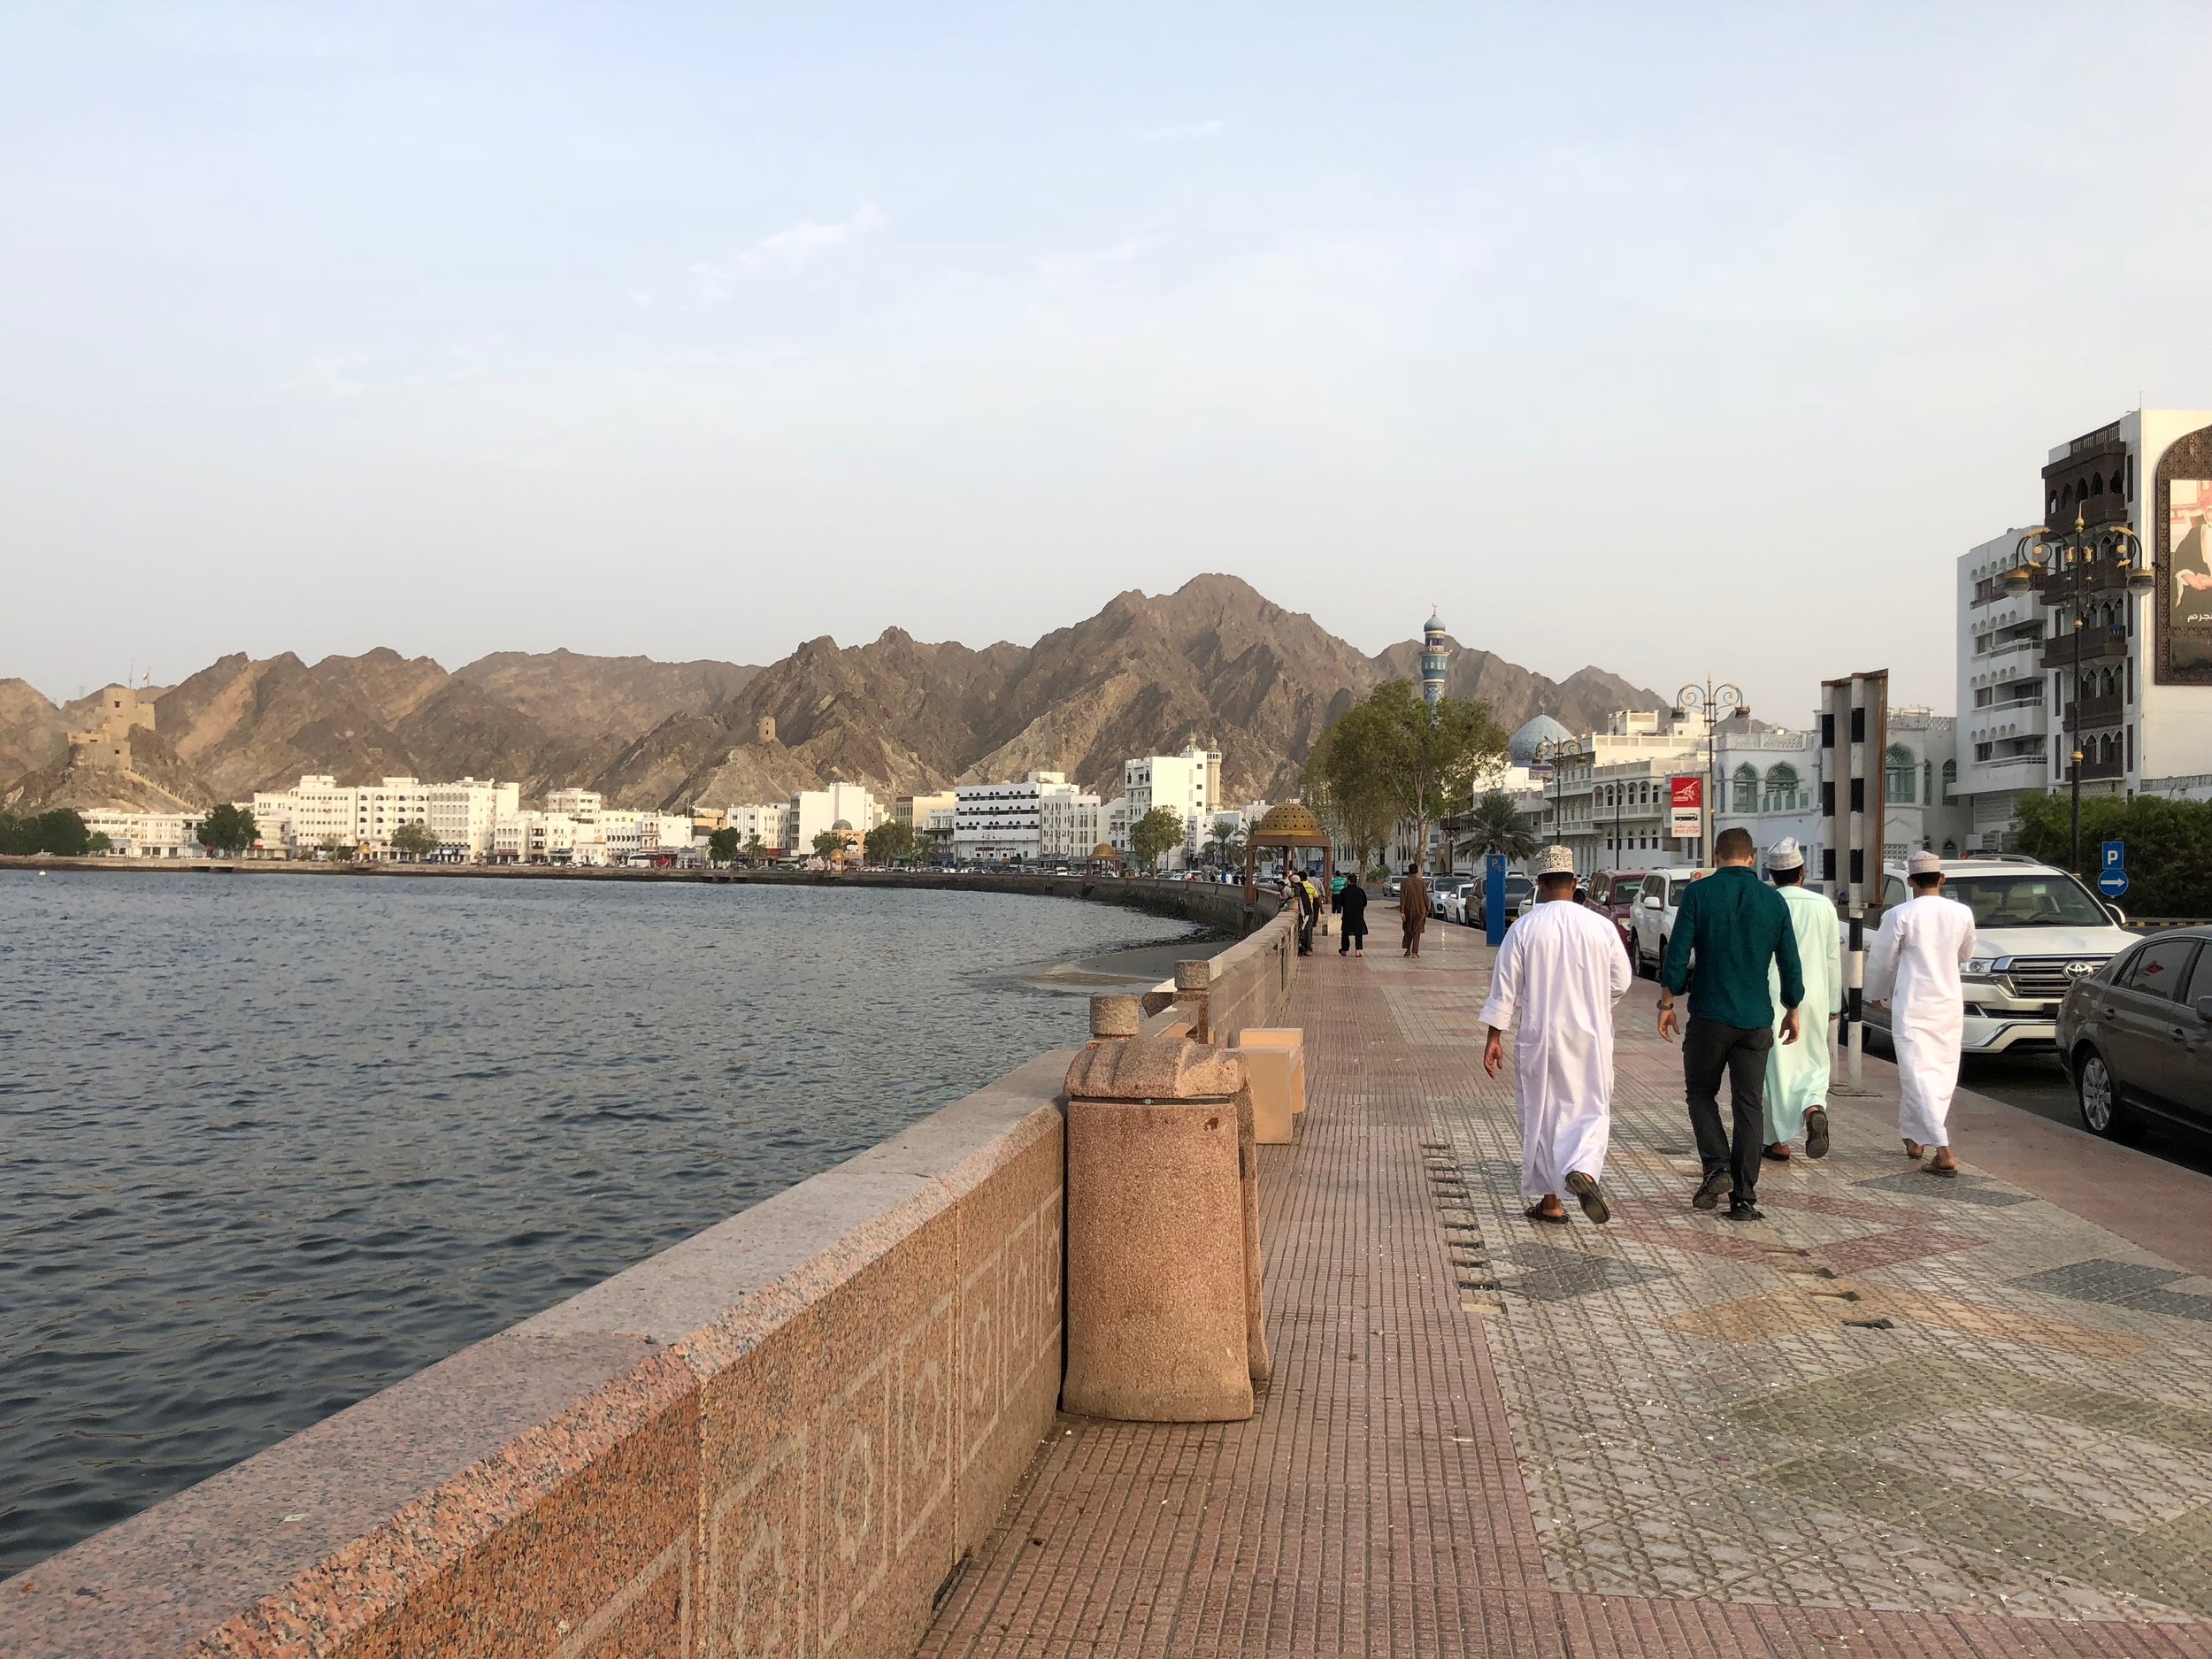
[[1236, 1028, 1307, 1117]]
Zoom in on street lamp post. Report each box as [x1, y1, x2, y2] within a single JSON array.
[[2007, 512, 2154, 873], [1671, 680, 1750, 865]]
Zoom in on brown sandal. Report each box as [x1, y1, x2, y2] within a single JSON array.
[[1524, 1202, 1570, 1225]]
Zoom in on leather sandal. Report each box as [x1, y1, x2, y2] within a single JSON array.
[[1523, 1202, 1570, 1225]]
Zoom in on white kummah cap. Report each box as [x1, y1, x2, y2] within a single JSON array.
[[1532, 845, 1576, 876], [1765, 836, 1805, 872], [1907, 848, 1943, 877]]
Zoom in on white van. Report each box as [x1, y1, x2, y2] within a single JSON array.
[[1630, 866, 1707, 978]]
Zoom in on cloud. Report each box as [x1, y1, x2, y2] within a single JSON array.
[[692, 204, 888, 301], [629, 290, 656, 310], [1035, 235, 1164, 284], [280, 353, 375, 398], [1135, 118, 1226, 141]]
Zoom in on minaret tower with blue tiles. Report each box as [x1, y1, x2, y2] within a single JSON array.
[[1420, 607, 1450, 715]]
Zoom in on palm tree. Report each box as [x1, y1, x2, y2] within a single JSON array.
[[1455, 790, 1538, 862]]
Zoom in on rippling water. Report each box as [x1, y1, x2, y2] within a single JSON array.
[[0, 872, 1201, 1575]]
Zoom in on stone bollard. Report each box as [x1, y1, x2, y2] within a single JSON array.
[[1173, 958, 1213, 1042], [1089, 993, 1141, 1041], [1061, 1038, 1270, 1421]]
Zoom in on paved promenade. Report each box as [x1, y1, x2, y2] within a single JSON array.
[[921, 922, 2212, 1657]]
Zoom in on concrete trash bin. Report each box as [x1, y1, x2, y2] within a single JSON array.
[[1061, 1037, 1269, 1422]]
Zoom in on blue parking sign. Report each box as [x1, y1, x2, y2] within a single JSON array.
[[2102, 840, 2125, 872]]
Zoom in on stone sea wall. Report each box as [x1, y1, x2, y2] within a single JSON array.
[[3, 902, 1301, 1658]]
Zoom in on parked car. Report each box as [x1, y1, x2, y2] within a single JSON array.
[[1438, 877, 1483, 926], [1470, 872, 1534, 930], [1432, 876, 1473, 920], [1629, 867, 1707, 978], [2057, 924, 2212, 1141], [1386, 872, 1405, 898], [1588, 869, 1647, 956], [1864, 859, 2136, 1056]]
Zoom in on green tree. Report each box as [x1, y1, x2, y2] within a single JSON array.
[[86, 830, 112, 854], [35, 809, 93, 856], [316, 836, 352, 861], [707, 826, 741, 864], [197, 803, 257, 856], [0, 814, 31, 856], [864, 819, 917, 865], [2014, 792, 2212, 918], [1310, 680, 1508, 876], [811, 828, 848, 863], [388, 819, 438, 859], [1455, 790, 1540, 863], [1130, 805, 1187, 873], [744, 833, 768, 865]]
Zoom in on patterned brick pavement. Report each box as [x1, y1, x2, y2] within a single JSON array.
[[919, 925, 2212, 1657]]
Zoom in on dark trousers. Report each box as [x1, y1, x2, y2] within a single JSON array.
[[1682, 1016, 1774, 1203]]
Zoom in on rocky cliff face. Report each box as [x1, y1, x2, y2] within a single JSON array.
[[2, 577, 1665, 812]]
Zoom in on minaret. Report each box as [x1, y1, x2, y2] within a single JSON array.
[[1420, 608, 1450, 714]]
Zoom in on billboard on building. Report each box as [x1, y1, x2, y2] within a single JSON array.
[[1667, 775, 1702, 839], [2163, 478, 2212, 681]]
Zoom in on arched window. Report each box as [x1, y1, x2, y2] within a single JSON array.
[[1732, 763, 1759, 814], [2091, 472, 2104, 496], [1942, 838, 1959, 859], [1763, 764, 1801, 813], [1939, 758, 1958, 804], [1886, 746, 1916, 804], [1924, 760, 1934, 805]]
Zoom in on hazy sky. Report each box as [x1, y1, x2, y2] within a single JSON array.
[[7, 4, 2211, 718]]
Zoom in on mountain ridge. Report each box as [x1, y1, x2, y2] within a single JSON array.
[[1, 577, 1666, 814]]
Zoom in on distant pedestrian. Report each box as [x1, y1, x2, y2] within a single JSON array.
[[1760, 838, 1840, 1162], [1335, 870, 1369, 956], [1399, 863, 1429, 956], [1657, 826, 1805, 1221], [1866, 849, 1976, 1176], [1481, 846, 1634, 1224], [1295, 872, 1321, 956]]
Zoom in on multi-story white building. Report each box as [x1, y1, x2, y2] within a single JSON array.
[[596, 810, 697, 863], [1038, 783, 1104, 864], [1110, 747, 1222, 867], [492, 810, 597, 864], [791, 784, 879, 856], [712, 802, 795, 854], [249, 774, 518, 857], [78, 809, 204, 857], [953, 772, 1063, 864], [1955, 410, 2212, 846], [545, 787, 604, 821]]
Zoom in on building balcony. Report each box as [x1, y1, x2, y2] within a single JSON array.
[[2063, 693, 2125, 732], [2040, 626, 2129, 671], [2070, 753, 2126, 783], [2040, 560, 2141, 603], [1971, 751, 2050, 781]]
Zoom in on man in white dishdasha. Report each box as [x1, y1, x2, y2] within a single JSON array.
[[1481, 845, 1635, 1225]]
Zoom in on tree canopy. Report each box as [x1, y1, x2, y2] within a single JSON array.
[[864, 819, 917, 864], [706, 826, 742, 864], [0, 809, 93, 857], [388, 820, 438, 859], [810, 827, 849, 863], [1307, 680, 1508, 874], [2014, 792, 2212, 918], [1129, 805, 1187, 872], [198, 803, 257, 856], [1455, 790, 1540, 862]]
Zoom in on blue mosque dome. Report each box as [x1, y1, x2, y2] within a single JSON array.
[[1508, 714, 1574, 765]]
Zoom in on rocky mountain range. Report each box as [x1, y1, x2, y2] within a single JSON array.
[[1, 575, 1663, 815]]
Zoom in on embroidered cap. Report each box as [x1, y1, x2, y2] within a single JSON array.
[[1764, 836, 1805, 872], [1532, 844, 1576, 877], [1907, 848, 1943, 877]]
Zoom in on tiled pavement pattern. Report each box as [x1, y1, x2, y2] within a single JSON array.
[[920, 925, 2212, 1657]]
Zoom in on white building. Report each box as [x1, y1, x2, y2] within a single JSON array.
[[1110, 747, 1222, 867], [247, 774, 518, 857], [714, 802, 795, 855], [78, 808, 203, 857], [791, 784, 879, 856], [598, 810, 697, 863], [1955, 410, 2212, 846], [954, 772, 1065, 864], [492, 810, 595, 864], [545, 787, 604, 821]]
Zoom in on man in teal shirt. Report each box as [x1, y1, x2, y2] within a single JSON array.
[[1656, 826, 1805, 1219]]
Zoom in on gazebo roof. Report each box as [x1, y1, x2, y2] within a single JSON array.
[[1249, 802, 1329, 847], [1089, 841, 1122, 860]]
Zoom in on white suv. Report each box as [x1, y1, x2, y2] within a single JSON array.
[[1630, 866, 1707, 979], [1864, 858, 2135, 1055]]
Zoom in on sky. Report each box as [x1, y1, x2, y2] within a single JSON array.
[[5, 3, 2212, 718]]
